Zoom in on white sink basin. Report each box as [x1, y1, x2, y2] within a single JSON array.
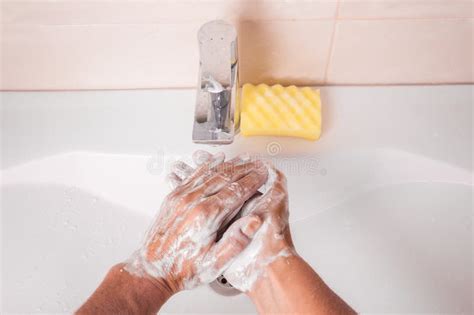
[[1, 86, 472, 314]]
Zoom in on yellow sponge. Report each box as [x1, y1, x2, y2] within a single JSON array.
[[240, 84, 322, 141]]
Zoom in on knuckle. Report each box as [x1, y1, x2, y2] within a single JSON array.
[[181, 193, 194, 204], [273, 190, 287, 202], [198, 198, 221, 214], [276, 169, 287, 182], [229, 182, 245, 197], [192, 202, 205, 212], [207, 202, 221, 214], [189, 203, 211, 221], [229, 235, 248, 251]]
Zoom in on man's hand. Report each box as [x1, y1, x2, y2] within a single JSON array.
[[166, 152, 355, 315], [125, 153, 268, 292], [223, 166, 295, 291], [79, 151, 355, 315], [167, 151, 295, 292]]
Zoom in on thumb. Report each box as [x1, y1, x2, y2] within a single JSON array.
[[201, 215, 262, 281]]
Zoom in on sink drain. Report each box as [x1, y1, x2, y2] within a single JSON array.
[[216, 275, 232, 288], [209, 275, 240, 296]]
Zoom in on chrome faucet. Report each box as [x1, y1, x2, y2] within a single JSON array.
[[192, 20, 239, 145]]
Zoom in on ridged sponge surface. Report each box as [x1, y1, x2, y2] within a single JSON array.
[[240, 84, 322, 140]]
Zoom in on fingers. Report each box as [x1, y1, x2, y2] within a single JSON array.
[[265, 167, 287, 203], [168, 151, 225, 189], [192, 150, 213, 166], [178, 152, 260, 196], [269, 167, 287, 192], [226, 153, 252, 165], [167, 160, 194, 190], [215, 166, 268, 205], [171, 161, 194, 180], [170, 151, 252, 191], [169, 152, 272, 226], [194, 160, 265, 197], [240, 166, 288, 220], [205, 165, 268, 226], [167, 172, 182, 189], [192, 150, 226, 166], [239, 191, 263, 217], [178, 160, 266, 213], [204, 215, 263, 277], [180, 153, 226, 188], [214, 153, 253, 173]]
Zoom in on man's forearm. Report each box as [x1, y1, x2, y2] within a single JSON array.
[[76, 263, 174, 315], [247, 255, 356, 315]]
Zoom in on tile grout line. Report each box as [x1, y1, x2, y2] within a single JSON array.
[[2, 17, 473, 27], [323, 0, 341, 84]]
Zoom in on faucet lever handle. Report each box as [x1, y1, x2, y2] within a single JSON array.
[[193, 20, 239, 145]]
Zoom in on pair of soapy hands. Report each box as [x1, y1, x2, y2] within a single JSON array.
[[126, 151, 294, 293]]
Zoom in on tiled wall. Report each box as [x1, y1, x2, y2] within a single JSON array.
[[1, 0, 473, 90]]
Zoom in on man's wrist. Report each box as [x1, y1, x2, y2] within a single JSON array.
[[77, 263, 176, 314], [245, 250, 299, 297], [123, 252, 184, 294], [112, 263, 177, 302]]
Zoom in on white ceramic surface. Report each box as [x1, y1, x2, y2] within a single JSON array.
[[1, 86, 472, 314]]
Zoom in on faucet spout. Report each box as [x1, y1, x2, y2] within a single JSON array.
[[192, 20, 238, 145]]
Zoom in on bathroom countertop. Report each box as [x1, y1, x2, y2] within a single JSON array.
[[1, 85, 472, 314]]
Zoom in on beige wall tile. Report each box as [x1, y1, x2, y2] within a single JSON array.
[[0, 0, 338, 90], [0, 24, 200, 90], [1, 1, 472, 89], [1, 0, 337, 25], [327, 19, 473, 84], [1, 20, 334, 90], [239, 20, 334, 85], [339, 0, 474, 19]]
